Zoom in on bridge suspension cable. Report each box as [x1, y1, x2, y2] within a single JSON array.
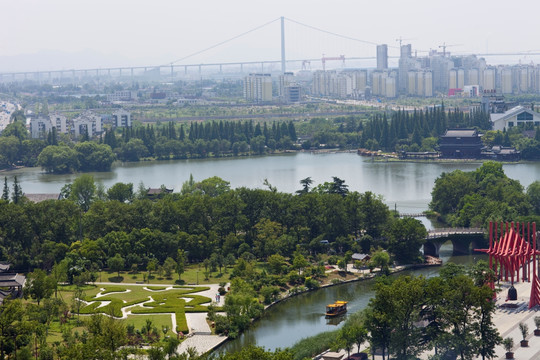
[[166, 17, 281, 66], [284, 17, 397, 48]]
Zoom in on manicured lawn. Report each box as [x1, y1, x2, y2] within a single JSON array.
[[125, 314, 175, 336], [96, 264, 232, 285], [74, 285, 215, 333]]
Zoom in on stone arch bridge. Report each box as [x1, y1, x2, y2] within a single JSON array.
[[423, 228, 486, 257]]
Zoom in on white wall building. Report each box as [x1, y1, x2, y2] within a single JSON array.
[[29, 113, 68, 138], [244, 73, 272, 102], [490, 105, 540, 131], [112, 109, 131, 127], [73, 111, 102, 138]]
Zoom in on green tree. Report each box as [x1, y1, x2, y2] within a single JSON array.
[[369, 249, 390, 274], [24, 269, 55, 305], [2, 177, 9, 201], [107, 254, 125, 277], [11, 176, 23, 204], [107, 182, 134, 203], [386, 218, 427, 264], [37, 145, 79, 173], [74, 142, 115, 171], [176, 249, 186, 282], [69, 174, 96, 211], [162, 257, 177, 278]]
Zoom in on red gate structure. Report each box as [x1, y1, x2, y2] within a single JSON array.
[[475, 221, 540, 308]]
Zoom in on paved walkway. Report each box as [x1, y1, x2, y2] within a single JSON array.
[[177, 335, 227, 356], [92, 281, 230, 357]]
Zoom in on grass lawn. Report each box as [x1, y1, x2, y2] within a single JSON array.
[[125, 314, 174, 336], [96, 264, 232, 285], [72, 285, 214, 333]]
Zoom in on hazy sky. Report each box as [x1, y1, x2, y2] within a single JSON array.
[[2, 0, 540, 70]]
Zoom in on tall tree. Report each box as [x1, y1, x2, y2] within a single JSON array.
[[11, 176, 22, 204], [1, 177, 8, 201]]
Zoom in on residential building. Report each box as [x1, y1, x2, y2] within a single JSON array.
[[112, 109, 131, 127], [73, 111, 102, 138], [283, 84, 301, 103], [107, 90, 137, 102], [244, 73, 272, 102], [376, 44, 388, 70], [29, 113, 68, 139]]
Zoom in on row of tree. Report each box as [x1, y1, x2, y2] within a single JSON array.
[[102, 120, 298, 161]]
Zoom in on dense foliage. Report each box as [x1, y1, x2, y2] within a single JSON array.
[[0, 175, 428, 273], [365, 262, 500, 360], [430, 161, 538, 226]]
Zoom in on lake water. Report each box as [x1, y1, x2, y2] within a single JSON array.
[[6, 153, 540, 216]]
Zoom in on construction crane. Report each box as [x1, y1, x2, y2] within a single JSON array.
[[302, 60, 311, 70], [439, 43, 462, 57], [396, 37, 415, 48], [321, 54, 345, 71]]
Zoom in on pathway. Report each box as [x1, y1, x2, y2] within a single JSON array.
[[88, 282, 230, 357]]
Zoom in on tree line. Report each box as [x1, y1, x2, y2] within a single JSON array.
[[104, 120, 298, 161], [360, 106, 490, 152]]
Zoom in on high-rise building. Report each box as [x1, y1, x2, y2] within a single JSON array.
[[244, 73, 273, 102], [400, 44, 412, 58], [416, 72, 424, 96], [408, 71, 417, 95], [424, 71, 433, 97], [376, 44, 388, 70], [279, 72, 295, 97], [467, 69, 479, 86], [483, 67, 496, 92], [431, 55, 454, 93], [501, 67, 513, 94]]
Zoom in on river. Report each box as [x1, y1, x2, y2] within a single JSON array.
[[217, 246, 487, 353]]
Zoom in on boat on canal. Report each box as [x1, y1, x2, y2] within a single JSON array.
[[325, 300, 348, 317]]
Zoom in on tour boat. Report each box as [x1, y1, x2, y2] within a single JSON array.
[[325, 300, 348, 317]]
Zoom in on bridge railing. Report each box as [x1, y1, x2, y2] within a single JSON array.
[[426, 227, 485, 239]]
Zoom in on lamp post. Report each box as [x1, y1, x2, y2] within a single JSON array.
[[196, 270, 199, 285]]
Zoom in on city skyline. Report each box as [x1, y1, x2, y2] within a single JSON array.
[[2, 0, 540, 72]]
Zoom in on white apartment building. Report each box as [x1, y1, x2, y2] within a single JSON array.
[[73, 111, 102, 138], [112, 109, 131, 127], [29, 113, 68, 139], [244, 73, 272, 102]]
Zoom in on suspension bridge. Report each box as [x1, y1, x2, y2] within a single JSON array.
[[2, 16, 539, 83]]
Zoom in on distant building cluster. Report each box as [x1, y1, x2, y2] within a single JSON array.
[[29, 109, 131, 139], [240, 43, 540, 102]]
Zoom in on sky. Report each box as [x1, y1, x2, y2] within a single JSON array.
[[1, 0, 540, 72]]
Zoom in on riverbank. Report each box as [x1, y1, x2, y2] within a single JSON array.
[[213, 260, 442, 355]]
